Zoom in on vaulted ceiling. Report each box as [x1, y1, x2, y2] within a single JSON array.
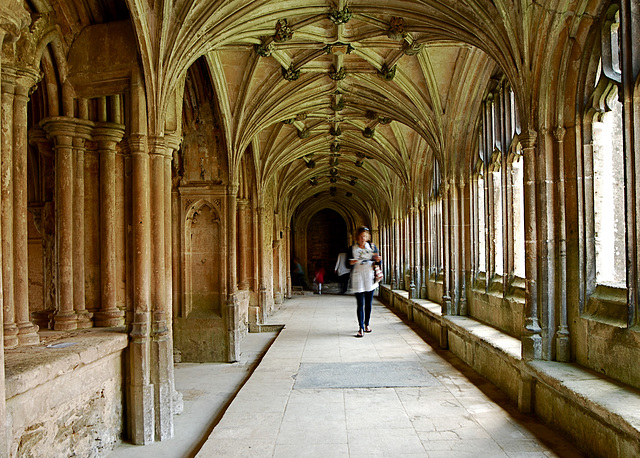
[[26, 0, 517, 224], [201, 3, 498, 222]]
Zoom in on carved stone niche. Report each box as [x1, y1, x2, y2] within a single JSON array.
[[174, 197, 227, 362]]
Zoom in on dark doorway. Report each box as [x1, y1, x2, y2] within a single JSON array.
[[306, 209, 348, 283]]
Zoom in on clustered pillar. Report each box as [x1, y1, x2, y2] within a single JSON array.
[[2, 65, 41, 346]]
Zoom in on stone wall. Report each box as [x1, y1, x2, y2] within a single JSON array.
[[4, 330, 128, 457]]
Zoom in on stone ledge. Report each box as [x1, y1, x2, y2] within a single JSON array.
[[528, 361, 640, 440], [380, 286, 640, 457], [4, 328, 128, 399], [446, 315, 522, 361]]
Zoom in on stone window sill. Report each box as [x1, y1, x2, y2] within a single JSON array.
[[583, 283, 628, 328]]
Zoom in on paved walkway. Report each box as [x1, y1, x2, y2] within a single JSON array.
[[112, 293, 585, 457]]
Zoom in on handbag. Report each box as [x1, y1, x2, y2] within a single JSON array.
[[373, 264, 383, 282]]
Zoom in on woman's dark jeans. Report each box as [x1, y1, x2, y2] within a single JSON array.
[[355, 290, 374, 330]]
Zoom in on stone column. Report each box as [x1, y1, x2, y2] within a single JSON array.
[[441, 180, 452, 315], [94, 123, 125, 326], [620, 0, 640, 326], [403, 214, 410, 290], [285, 225, 291, 298], [419, 203, 427, 298], [237, 199, 250, 290], [13, 70, 40, 343], [554, 126, 570, 361], [127, 133, 154, 444], [458, 179, 468, 316], [170, 149, 182, 320], [392, 217, 399, 289], [73, 120, 94, 328], [165, 134, 180, 328], [408, 205, 417, 298], [149, 136, 173, 441], [256, 205, 268, 324], [164, 134, 182, 417], [451, 180, 461, 315], [226, 184, 240, 362], [415, 203, 421, 294], [505, 153, 515, 286], [41, 117, 79, 331], [1, 68, 18, 347], [521, 130, 542, 360], [0, 5, 31, 454], [426, 201, 432, 282]]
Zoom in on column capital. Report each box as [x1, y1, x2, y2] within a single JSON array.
[[1, 62, 39, 93], [40, 116, 79, 143], [228, 183, 239, 196], [74, 119, 94, 142], [553, 126, 566, 142], [164, 131, 182, 153], [518, 129, 538, 149], [148, 134, 169, 157], [128, 133, 148, 154], [93, 121, 125, 146], [14, 65, 40, 94]]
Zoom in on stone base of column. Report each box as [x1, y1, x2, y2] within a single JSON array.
[[259, 287, 268, 324], [556, 333, 570, 362], [31, 309, 54, 330], [238, 281, 249, 290], [439, 318, 449, 349], [152, 337, 174, 441], [17, 321, 40, 345], [522, 333, 542, 360], [4, 324, 19, 349], [248, 305, 260, 331], [94, 309, 125, 327], [76, 311, 94, 329], [226, 294, 240, 362], [409, 281, 417, 299], [518, 372, 534, 414], [53, 312, 78, 331], [128, 381, 155, 445]]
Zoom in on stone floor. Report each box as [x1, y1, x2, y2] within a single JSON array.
[[110, 293, 586, 458]]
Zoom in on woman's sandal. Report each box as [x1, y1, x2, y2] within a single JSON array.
[[356, 329, 364, 338], [364, 326, 372, 333]]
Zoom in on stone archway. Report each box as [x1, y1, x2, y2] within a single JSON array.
[[305, 209, 348, 285]]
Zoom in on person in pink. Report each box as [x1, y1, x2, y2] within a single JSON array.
[[314, 263, 326, 294]]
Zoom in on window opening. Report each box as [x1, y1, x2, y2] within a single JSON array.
[[477, 168, 486, 273], [511, 146, 525, 278], [489, 151, 503, 276], [592, 86, 625, 286]]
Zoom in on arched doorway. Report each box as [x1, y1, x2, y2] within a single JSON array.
[[305, 209, 348, 285]]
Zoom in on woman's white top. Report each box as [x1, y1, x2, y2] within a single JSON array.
[[349, 242, 378, 293]]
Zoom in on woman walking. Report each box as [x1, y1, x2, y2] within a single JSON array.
[[348, 227, 382, 337]]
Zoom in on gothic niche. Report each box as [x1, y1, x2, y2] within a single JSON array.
[[184, 202, 222, 318]]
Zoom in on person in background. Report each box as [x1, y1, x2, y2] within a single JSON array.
[[348, 227, 381, 337], [313, 263, 326, 295], [334, 252, 350, 294], [292, 257, 308, 290]]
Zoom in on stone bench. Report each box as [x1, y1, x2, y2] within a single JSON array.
[[379, 286, 640, 457]]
